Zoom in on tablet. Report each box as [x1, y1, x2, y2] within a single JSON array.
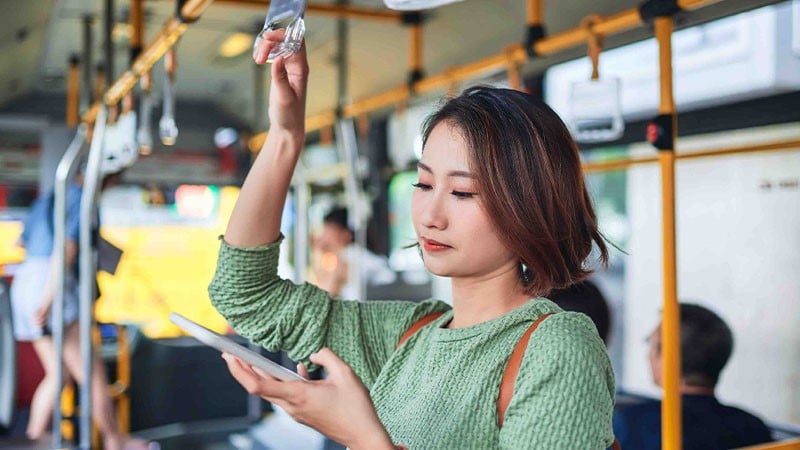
[[169, 312, 306, 382]]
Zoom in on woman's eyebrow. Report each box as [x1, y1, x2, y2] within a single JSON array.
[[417, 161, 475, 179]]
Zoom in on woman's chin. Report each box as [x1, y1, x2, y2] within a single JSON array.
[[422, 262, 451, 278]]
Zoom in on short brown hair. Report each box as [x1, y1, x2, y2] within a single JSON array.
[[422, 87, 607, 296], [678, 303, 733, 388]]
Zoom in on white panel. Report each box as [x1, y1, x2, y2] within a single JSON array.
[[387, 102, 436, 170], [545, 3, 799, 123], [793, 0, 800, 57]]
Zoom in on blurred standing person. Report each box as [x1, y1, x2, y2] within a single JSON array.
[[10, 171, 153, 450], [311, 207, 395, 299]]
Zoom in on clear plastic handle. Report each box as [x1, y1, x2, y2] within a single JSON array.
[[159, 68, 178, 146], [137, 91, 153, 154], [254, 0, 306, 63]]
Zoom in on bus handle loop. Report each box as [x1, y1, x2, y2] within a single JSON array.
[[580, 14, 605, 80]]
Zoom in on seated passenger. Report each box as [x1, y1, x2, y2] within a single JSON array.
[[614, 303, 773, 450], [548, 279, 611, 344]]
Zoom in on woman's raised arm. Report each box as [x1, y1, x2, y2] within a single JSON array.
[[223, 33, 309, 247]]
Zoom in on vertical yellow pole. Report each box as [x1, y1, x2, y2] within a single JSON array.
[[131, 0, 143, 53], [505, 46, 523, 91], [67, 56, 81, 127], [94, 67, 106, 104], [655, 16, 682, 450], [409, 23, 423, 80], [527, 0, 542, 27], [60, 384, 75, 440]]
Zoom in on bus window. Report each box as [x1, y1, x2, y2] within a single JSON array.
[[388, 171, 423, 272], [96, 184, 237, 338]]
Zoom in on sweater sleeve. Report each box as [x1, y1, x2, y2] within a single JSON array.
[[498, 312, 616, 450], [208, 236, 450, 387]]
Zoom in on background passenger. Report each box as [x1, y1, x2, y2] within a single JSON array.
[[9, 170, 153, 450], [613, 303, 773, 450], [311, 207, 395, 299], [548, 279, 611, 344]]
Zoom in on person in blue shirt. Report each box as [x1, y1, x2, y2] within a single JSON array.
[[10, 171, 153, 450], [613, 303, 773, 450]]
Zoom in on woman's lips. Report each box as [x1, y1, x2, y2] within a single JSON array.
[[421, 237, 451, 252]]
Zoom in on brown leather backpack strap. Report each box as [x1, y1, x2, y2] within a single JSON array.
[[497, 312, 553, 428], [396, 312, 444, 349]]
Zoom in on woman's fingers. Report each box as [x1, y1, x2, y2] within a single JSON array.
[[263, 35, 307, 133], [309, 348, 352, 378], [283, 40, 308, 77], [252, 40, 271, 64], [297, 362, 310, 378], [252, 30, 284, 64], [272, 47, 308, 93], [222, 353, 262, 394], [221, 349, 386, 448], [222, 353, 302, 400], [270, 56, 291, 95]]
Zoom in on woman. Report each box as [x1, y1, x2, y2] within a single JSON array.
[[11, 173, 153, 450], [210, 33, 615, 449]]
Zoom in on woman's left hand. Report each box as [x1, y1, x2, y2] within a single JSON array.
[[222, 348, 396, 450]]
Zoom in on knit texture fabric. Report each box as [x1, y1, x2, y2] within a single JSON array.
[[209, 237, 616, 449]]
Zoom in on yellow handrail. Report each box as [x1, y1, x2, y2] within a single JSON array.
[[216, 0, 403, 22], [80, 0, 215, 126], [581, 139, 800, 174], [655, 16, 682, 450], [247, 0, 726, 143]]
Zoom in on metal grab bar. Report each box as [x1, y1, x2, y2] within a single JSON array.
[[336, 119, 365, 300], [0, 279, 16, 429], [77, 106, 108, 449], [51, 125, 88, 448]]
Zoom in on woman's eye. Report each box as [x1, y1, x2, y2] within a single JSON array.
[[451, 190, 477, 199], [412, 182, 432, 191]]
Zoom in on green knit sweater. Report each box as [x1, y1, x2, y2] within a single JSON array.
[[209, 237, 616, 449]]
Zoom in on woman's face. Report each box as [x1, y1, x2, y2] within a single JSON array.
[[411, 122, 518, 281]]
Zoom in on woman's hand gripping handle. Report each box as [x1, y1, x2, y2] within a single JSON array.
[[224, 33, 309, 248]]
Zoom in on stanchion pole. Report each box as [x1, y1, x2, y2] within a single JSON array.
[[655, 15, 682, 450]]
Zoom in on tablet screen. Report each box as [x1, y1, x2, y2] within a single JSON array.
[[169, 313, 306, 382]]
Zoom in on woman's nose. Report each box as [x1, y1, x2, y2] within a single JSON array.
[[419, 193, 448, 230]]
